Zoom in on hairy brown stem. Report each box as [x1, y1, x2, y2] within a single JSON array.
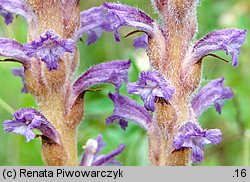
[[25, 0, 81, 166], [148, 0, 198, 166]]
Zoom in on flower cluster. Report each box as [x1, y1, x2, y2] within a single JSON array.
[[0, 0, 130, 165], [97, 2, 246, 164]]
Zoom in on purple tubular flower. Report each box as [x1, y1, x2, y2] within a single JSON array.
[[193, 28, 247, 66], [80, 134, 125, 166], [106, 92, 152, 131], [173, 122, 222, 163], [24, 29, 75, 71], [72, 60, 131, 100], [103, 2, 155, 41], [0, 38, 29, 64], [133, 34, 148, 49], [0, 0, 34, 22], [75, 6, 116, 44], [12, 67, 28, 93], [0, 6, 13, 24], [191, 77, 234, 117], [127, 71, 175, 112], [92, 144, 126, 166], [3, 108, 60, 143]]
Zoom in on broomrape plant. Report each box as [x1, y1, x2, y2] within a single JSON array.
[[0, 0, 247, 166]]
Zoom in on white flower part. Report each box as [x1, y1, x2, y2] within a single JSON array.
[[84, 139, 98, 166]]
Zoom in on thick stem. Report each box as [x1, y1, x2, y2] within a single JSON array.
[[148, 0, 198, 166], [25, 0, 81, 166], [38, 92, 83, 166]]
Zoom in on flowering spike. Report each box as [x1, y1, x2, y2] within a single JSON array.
[[80, 134, 125, 166], [24, 29, 75, 71], [103, 2, 155, 41], [0, 0, 35, 22], [173, 122, 222, 163], [3, 108, 60, 143], [75, 6, 116, 44], [191, 77, 234, 118], [106, 92, 152, 131], [192, 28, 247, 66], [12, 67, 28, 93], [127, 71, 175, 111]]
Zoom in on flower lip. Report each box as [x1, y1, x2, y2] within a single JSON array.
[[75, 6, 116, 44], [0, 0, 35, 22], [173, 122, 222, 163], [3, 108, 60, 143], [68, 60, 131, 110], [24, 29, 75, 71], [106, 92, 152, 131], [127, 71, 175, 112], [192, 28, 247, 67], [103, 2, 155, 41], [191, 77, 234, 118], [0, 38, 30, 64]]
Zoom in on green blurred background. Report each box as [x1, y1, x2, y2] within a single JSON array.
[[0, 0, 249, 166]]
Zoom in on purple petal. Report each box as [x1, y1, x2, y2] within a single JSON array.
[[105, 159, 122, 166], [205, 129, 222, 145], [133, 34, 148, 49], [12, 67, 28, 93], [0, 6, 13, 24], [0, 0, 34, 22], [127, 71, 175, 112], [173, 122, 222, 163], [0, 38, 29, 64], [72, 60, 131, 103], [192, 28, 247, 66], [92, 144, 126, 166], [75, 6, 116, 44], [191, 77, 234, 117], [24, 29, 75, 71], [3, 108, 60, 143], [106, 92, 152, 131], [94, 134, 106, 158], [103, 2, 155, 41], [3, 120, 35, 142]]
